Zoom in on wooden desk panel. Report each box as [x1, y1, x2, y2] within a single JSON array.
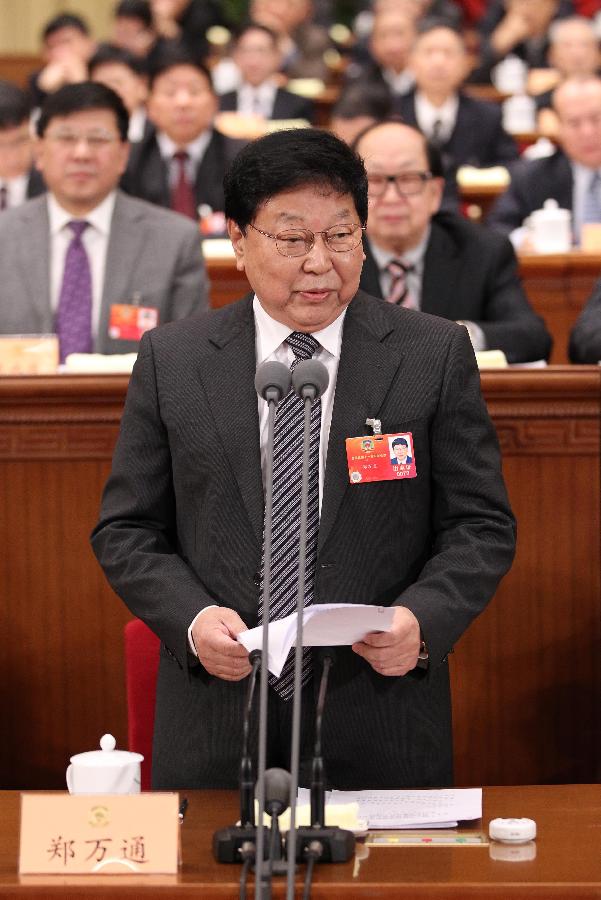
[[0, 370, 599, 790], [0, 786, 600, 897], [518, 253, 601, 364]]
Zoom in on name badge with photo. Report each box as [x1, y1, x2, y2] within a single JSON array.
[[346, 432, 417, 484], [108, 304, 159, 341]]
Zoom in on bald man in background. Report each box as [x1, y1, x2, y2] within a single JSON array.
[[487, 76, 601, 247]]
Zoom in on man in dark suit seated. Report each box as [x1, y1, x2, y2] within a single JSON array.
[[345, 7, 417, 101], [92, 127, 516, 791], [395, 19, 519, 209], [0, 81, 45, 210], [569, 281, 601, 363], [355, 120, 551, 363], [0, 82, 208, 360], [219, 23, 314, 123], [121, 44, 244, 223], [487, 76, 601, 247]]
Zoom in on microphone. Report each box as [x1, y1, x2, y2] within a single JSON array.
[[293, 649, 355, 865], [253, 361, 291, 898], [263, 767, 290, 876], [284, 356, 330, 899], [212, 649, 268, 864], [291, 359, 329, 401], [255, 361, 292, 403], [241, 649, 262, 828]]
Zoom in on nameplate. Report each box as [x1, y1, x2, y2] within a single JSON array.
[[0, 335, 58, 375], [19, 793, 179, 874]]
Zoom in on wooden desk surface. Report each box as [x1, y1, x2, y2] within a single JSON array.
[[0, 785, 599, 897]]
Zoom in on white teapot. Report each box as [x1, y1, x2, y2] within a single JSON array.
[[493, 55, 528, 94], [66, 734, 143, 795], [527, 199, 572, 253]]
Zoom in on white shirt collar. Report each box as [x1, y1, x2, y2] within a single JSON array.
[[47, 190, 117, 237], [368, 226, 431, 272], [414, 91, 459, 139], [156, 128, 213, 164], [253, 294, 346, 363], [239, 80, 278, 102]]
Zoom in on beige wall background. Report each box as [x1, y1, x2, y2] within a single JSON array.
[[0, 0, 113, 53]]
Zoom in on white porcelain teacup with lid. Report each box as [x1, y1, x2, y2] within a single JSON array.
[[66, 734, 143, 794]]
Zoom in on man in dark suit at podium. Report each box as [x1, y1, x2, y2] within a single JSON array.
[[92, 128, 516, 791]]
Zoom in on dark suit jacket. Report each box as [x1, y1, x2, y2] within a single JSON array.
[[219, 86, 315, 123], [486, 149, 573, 237], [394, 91, 519, 208], [25, 167, 46, 200], [120, 126, 245, 214], [91, 291, 516, 790], [360, 213, 552, 363], [0, 191, 209, 354], [569, 277, 601, 363]]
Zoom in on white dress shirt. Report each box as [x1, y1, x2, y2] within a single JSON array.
[[48, 191, 117, 340], [156, 129, 213, 191], [188, 295, 347, 653], [414, 92, 459, 143], [571, 162, 601, 243], [368, 230, 430, 309], [0, 173, 28, 209], [382, 68, 415, 96], [237, 80, 278, 118], [128, 106, 147, 143], [368, 231, 486, 351]]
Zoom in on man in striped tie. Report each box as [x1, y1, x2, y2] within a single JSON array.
[[93, 128, 516, 791]]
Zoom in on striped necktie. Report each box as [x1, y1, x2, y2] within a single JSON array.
[[259, 331, 321, 700], [386, 259, 415, 308]]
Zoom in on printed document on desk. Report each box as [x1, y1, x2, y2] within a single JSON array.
[[237, 603, 395, 676], [307, 788, 483, 829]]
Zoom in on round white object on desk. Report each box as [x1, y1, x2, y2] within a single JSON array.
[[489, 817, 537, 843]]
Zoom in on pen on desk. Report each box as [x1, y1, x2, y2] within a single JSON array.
[[179, 797, 189, 823]]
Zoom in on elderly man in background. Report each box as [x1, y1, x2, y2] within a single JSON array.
[[487, 76, 601, 248], [356, 120, 551, 363]]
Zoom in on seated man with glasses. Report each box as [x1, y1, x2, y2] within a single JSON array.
[[0, 81, 208, 359], [93, 127, 516, 792], [355, 120, 551, 363]]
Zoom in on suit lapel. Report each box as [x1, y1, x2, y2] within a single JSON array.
[[18, 197, 51, 327], [421, 219, 458, 317], [97, 193, 147, 350], [201, 296, 264, 547], [318, 293, 405, 553]]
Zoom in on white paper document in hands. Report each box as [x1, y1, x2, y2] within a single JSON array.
[[237, 603, 395, 677]]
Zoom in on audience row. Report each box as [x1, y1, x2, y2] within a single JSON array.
[[0, 0, 600, 366]]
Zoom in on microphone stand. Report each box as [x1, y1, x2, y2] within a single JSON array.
[[253, 362, 291, 900], [285, 360, 330, 900], [285, 388, 313, 900]]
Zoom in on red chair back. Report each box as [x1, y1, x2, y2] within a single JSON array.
[[124, 619, 160, 790]]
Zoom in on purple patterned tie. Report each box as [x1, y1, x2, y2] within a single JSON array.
[[56, 221, 93, 363]]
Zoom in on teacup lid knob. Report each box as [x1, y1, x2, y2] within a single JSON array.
[[100, 733, 117, 753]]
